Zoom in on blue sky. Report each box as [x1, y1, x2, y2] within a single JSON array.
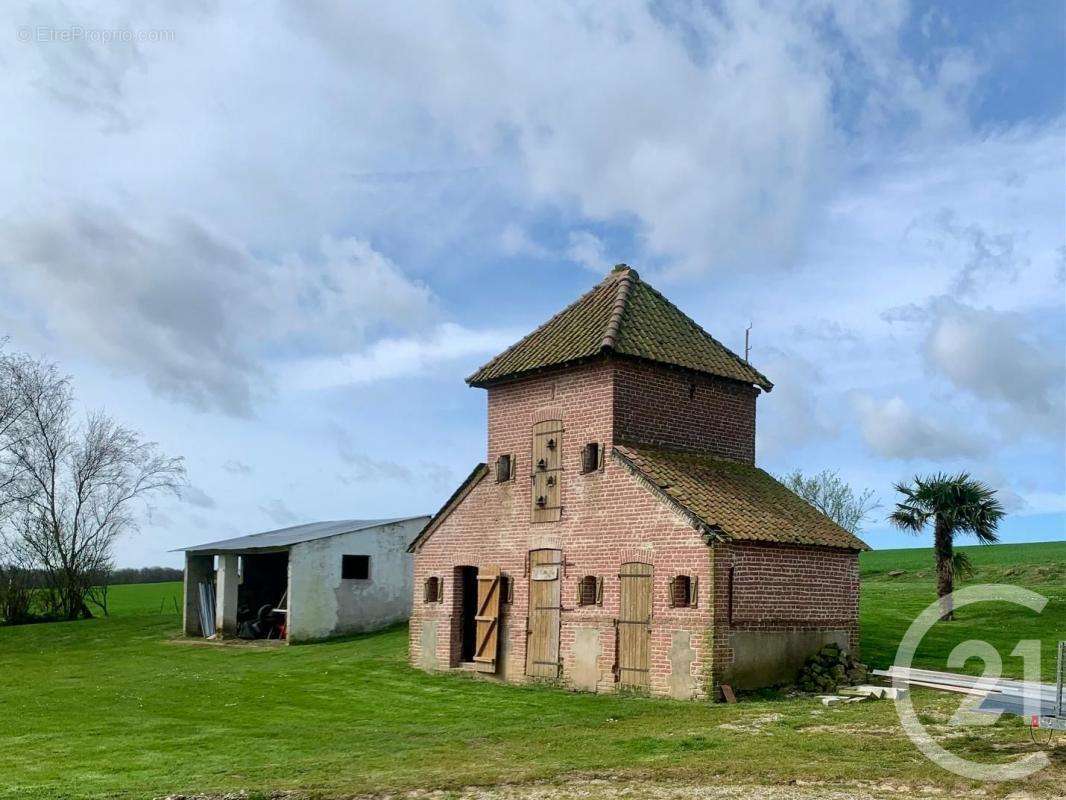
[[1, 1, 1063, 566]]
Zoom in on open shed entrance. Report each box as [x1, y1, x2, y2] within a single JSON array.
[[458, 565, 479, 662], [237, 551, 289, 640]]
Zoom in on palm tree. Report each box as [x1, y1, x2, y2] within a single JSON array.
[[889, 473, 1004, 621]]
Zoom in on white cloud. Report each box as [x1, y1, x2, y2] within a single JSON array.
[[282, 322, 518, 390], [287, 1, 981, 275], [566, 231, 608, 273], [179, 485, 216, 509], [0, 207, 435, 415], [499, 224, 549, 259], [853, 394, 987, 460], [923, 299, 1064, 433], [259, 498, 299, 527]]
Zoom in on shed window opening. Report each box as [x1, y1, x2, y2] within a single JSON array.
[[577, 575, 602, 606], [424, 576, 441, 603], [342, 555, 371, 580], [669, 575, 697, 608]]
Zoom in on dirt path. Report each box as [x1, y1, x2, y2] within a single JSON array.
[[165, 777, 1065, 800]]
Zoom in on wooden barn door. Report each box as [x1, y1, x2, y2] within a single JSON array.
[[525, 549, 562, 678], [473, 566, 502, 673], [616, 562, 653, 687]]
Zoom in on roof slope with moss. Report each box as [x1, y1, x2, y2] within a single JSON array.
[[614, 444, 869, 551], [467, 265, 772, 390]]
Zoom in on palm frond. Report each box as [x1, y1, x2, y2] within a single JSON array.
[[890, 473, 1004, 544], [950, 550, 975, 581]]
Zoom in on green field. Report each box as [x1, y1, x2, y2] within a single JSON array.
[[1, 542, 1063, 800]]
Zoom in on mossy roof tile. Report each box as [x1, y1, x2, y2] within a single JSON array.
[[467, 265, 772, 389], [615, 444, 869, 551]]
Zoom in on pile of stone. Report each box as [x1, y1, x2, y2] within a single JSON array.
[[796, 642, 868, 694]]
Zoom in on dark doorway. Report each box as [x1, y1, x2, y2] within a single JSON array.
[[237, 551, 289, 639], [459, 565, 479, 662]]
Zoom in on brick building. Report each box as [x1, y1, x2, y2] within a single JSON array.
[[409, 265, 868, 699]]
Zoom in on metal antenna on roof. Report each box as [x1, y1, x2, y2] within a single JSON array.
[[744, 322, 753, 364]]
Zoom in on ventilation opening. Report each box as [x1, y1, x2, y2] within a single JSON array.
[[424, 576, 441, 603], [670, 575, 693, 608], [577, 575, 599, 605], [458, 565, 479, 662], [581, 443, 600, 474], [496, 454, 513, 482]]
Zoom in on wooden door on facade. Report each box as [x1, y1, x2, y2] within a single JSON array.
[[473, 566, 502, 673], [525, 549, 562, 678], [616, 561, 653, 687]]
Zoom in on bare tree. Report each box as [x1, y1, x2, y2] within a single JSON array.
[[0, 355, 185, 620], [779, 468, 879, 534]]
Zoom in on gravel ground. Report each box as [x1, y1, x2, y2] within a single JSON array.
[[163, 776, 1065, 800]]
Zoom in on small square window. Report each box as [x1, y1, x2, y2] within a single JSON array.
[[577, 575, 601, 605], [342, 555, 370, 580], [670, 575, 697, 608]]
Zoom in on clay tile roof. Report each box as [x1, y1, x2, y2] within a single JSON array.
[[614, 444, 869, 551], [466, 265, 772, 390]]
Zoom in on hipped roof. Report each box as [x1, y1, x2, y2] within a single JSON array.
[[467, 265, 772, 390]]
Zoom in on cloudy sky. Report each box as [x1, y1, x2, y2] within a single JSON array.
[[1, 1, 1062, 566]]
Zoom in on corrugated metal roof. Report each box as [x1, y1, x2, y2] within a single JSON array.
[[177, 516, 429, 553]]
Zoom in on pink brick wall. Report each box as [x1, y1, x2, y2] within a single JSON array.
[[613, 360, 757, 462], [410, 355, 860, 698], [709, 541, 860, 687]]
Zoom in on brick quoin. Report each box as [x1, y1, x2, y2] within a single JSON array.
[[411, 292, 863, 700]]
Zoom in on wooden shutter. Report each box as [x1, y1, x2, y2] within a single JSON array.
[[595, 575, 604, 605], [496, 454, 511, 483], [689, 576, 698, 608], [531, 420, 563, 522], [473, 566, 502, 673], [577, 575, 597, 606]]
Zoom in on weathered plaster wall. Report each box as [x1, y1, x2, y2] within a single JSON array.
[[182, 554, 213, 636], [215, 553, 239, 637], [287, 518, 426, 642]]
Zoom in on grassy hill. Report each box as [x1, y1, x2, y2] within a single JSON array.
[[0, 542, 1062, 799]]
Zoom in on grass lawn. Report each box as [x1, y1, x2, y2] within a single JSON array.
[[1, 542, 1063, 800]]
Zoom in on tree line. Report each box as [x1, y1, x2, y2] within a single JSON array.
[[0, 350, 184, 624]]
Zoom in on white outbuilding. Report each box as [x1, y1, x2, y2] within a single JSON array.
[[180, 516, 428, 643]]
